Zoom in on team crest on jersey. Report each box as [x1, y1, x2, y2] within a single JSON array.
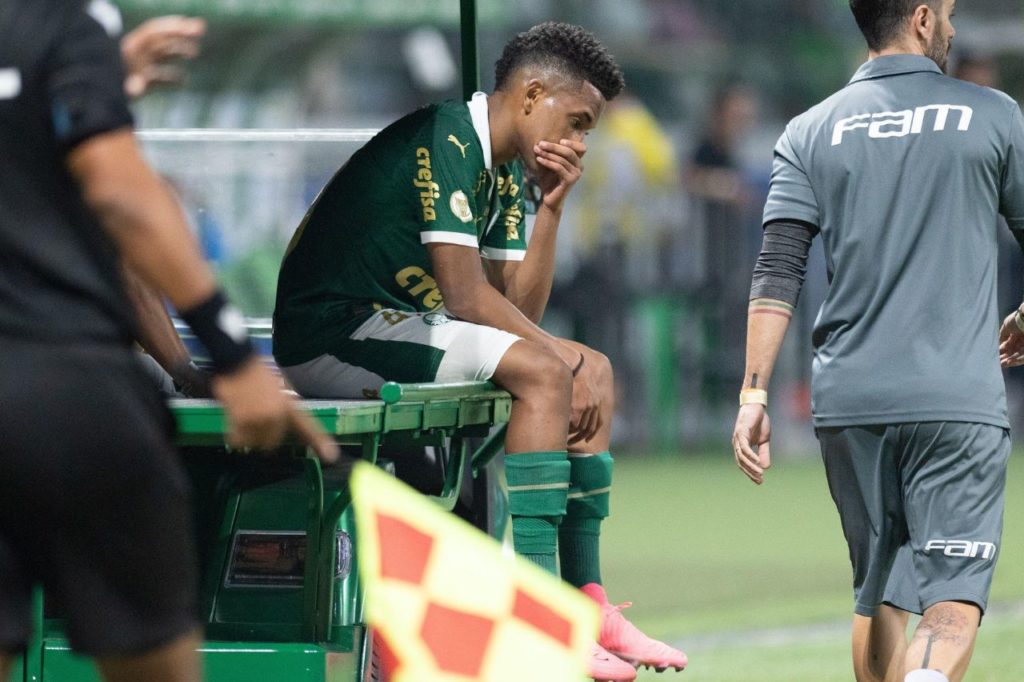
[[450, 190, 473, 223]]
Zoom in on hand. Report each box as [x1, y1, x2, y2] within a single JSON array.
[[999, 309, 1024, 368], [568, 350, 602, 445], [732, 403, 771, 485], [534, 139, 586, 211], [120, 16, 206, 98], [170, 358, 213, 398], [211, 358, 339, 464]]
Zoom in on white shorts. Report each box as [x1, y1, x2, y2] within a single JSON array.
[[280, 309, 520, 399]]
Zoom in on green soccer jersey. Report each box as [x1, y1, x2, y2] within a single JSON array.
[[273, 93, 530, 366]]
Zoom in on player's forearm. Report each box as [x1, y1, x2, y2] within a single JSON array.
[[503, 204, 561, 322], [122, 264, 192, 368], [742, 299, 794, 391]]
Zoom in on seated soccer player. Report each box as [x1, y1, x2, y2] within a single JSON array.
[[273, 22, 686, 680]]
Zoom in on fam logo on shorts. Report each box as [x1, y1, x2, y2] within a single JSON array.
[[422, 312, 451, 326], [449, 190, 473, 223], [924, 539, 996, 560]]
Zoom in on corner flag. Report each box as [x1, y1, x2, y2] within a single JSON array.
[[350, 462, 599, 681]]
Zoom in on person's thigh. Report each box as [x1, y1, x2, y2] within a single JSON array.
[[281, 309, 520, 398], [817, 425, 906, 616], [899, 422, 1009, 614], [0, 340, 198, 656]]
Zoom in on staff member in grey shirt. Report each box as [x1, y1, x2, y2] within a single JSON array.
[[730, 1, 1024, 681]]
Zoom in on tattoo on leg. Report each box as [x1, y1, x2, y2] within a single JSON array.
[[913, 603, 973, 669], [922, 634, 935, 668], [751, 373, 759, 389]]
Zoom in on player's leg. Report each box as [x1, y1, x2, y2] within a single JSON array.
[[490, 340, 575, 573], [282, 310, 574, 571], [852, 606, 910, 682], [555, 340, 686, 674], [903, 602, 979, 682], [95, 630, 202, 682], [898, 423, 1009, 682], [818, 425, 911, 682], [555, 340, 613, 589]]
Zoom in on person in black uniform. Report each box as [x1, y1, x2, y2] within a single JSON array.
[[0, 2, 337, 681]]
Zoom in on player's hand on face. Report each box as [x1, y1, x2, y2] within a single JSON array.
[[212, 358, 339, 464], [998, 309, 1024, 368], [120, 16, 206, 98], [534, 139, 587, 211], [732, 404, 771, 485], [567, 350, 602, 445]]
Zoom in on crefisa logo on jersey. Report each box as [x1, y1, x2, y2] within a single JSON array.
[[924, 539, 996, 560], [831, 104, 973, 146]]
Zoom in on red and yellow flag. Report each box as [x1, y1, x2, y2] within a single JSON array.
[[350, 462, 598, 681]]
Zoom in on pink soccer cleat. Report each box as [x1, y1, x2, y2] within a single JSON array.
[[589, 642, 637, 681], [581, 583, 689, 673]]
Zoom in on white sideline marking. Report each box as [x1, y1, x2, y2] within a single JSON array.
[[666, 601, 1024, 652]]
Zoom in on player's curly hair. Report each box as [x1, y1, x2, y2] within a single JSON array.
[[494, 22, 625, 101], [849, 0, 939, 51]]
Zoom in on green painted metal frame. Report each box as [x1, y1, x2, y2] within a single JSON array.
[[170, 380, 510, 643], [460, 0, 480, 100]]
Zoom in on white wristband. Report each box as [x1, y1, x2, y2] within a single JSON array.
[[739, 388, 768, 407]]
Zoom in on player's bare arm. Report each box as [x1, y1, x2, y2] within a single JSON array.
[[67, 129, 337, 462], [998, 231, 1024, 367], [122, 265, 211, 396], [998, 306, 1024, 367], [488, 138, 588, 322], [430, 242, 601, 442], [732, 298, 793, 484], [734, 218, 817, 483]]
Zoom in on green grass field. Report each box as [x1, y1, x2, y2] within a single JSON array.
[[598, 450, 1024, 681]]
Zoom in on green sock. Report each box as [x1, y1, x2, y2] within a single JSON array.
[[559, 517, 601, 586], [515, 517, 559, 574], [506, 451, 569, 576], [559, 451, 613, 587]]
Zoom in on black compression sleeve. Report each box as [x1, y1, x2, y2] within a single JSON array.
[[749, 219, 819, 307]]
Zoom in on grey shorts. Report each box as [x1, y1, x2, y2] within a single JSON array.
[[817, 422, 1009, 617]]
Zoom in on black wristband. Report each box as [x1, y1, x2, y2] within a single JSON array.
[[571, 353, 585, 377], [179, 290, 254, 375]]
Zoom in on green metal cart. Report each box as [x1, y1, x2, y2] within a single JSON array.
[[13, 381, 510, 682]]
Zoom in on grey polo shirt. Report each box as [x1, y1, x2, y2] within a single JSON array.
[[764, 55, 1024, 428]]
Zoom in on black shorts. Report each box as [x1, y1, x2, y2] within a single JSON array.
[[0, 338, 198, 656]]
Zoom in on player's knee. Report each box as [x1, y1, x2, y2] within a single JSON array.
[[522, 346, 573, 404], [589, 348, 613, 387]]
